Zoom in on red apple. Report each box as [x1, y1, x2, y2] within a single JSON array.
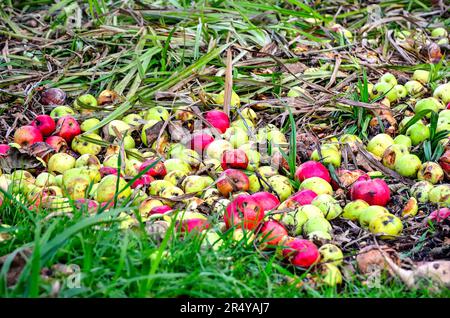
[[32, 115, 56, 136], [45, 136, 67, 152], [350, 177, 390, 206], [13, 125, 43, 147], [99, 166, 123, 177], [205, 110, 230, 133], [150, 205, 172, 215], [55, 116, 81, 142], [224, 194, 264, 230], [282, 237, 320, 268], [216, 169, 250, 197], [438, 149, 450, 178], [290, 189, 318, 205], [295, 161, 331, 183], [221, 149, 249, 170], [250, 192, 280, 212], [0, 144, 10, 155], [40, 88, 66, 105], [179, 218, 210, 233], [259, 220, 288, 246], [427, 208, 450, 224], [139, 159, 167, 177], [131, 174, 155, 189], [190, 132, 215, 154]]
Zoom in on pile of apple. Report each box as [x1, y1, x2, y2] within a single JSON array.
[[0, 66, 449, 287]]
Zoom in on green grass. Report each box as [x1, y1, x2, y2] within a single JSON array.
[[1, 200, 449, 298]]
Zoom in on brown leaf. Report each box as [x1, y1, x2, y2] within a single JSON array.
[[0, 146, 45, 174], [143, 120, 165, 147]]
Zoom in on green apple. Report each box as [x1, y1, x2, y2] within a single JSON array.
[[358, 205, 389, 228], [268, 175, 293, 202], [35, 172, 56, 187], [48, 153, 76, 174], [74, 94, 97, 110], [310, 145, 341, 167], [72, 133, 102, 155], [404, 80, 425, 97], [223, 126, 248, 148], [311, 194, 342, 220], [394, 154, 422, 178], [299, 177, 333, 195], [379, 73, 398, 87], [303, 217, 332, 235], [431, 27, 448, 38], [149, 180, 174, 196], [417, 162, 444, 184], [319, 263, 343, 287], [369, 214, 403, 239], [214, 90, 240, 107], [80, 118, 100, 133], [374, 82, 397, 102], [406, 122, 430, 146], [182, 175, 211, 195], [107, 120, 131, 137], [164, 158, 192, 174], [49, 106, 75, 118], [394, 85, 407, 99], [393, 135, 412, 149], [173, 149, 201, 167], [428, 184, 450, 206], [95, 175, 131, 203], [144, 106, 169, 121], [414, 97, 444, 117], [412, 70, 430, 84], [122, 113, 143, 126], [367, 134, 394, 158], [205, 139, 233, 161], [433, 83, 450, 104], [164, 170, 187, 186], [319, 244, 344, 266], [381, 144, 409, 170], [401, 197, 418, 217], [342, 200, 369, 221], [410, 181, 434, 203]]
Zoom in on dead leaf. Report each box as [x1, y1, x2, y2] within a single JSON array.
[[0, 146, 45, 173], [143, 121, 165, 147]]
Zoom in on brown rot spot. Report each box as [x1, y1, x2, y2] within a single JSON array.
[[433, 263, 440, 269]]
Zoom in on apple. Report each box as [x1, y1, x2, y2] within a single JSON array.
[[319, 263, 343, 287], [55, 115, 81, 143], [394, 154, 422, 178], [73, 94, 98, 111], [282, 237, 320, 268], [95, 175, 131, 203], [410, 181, 434, 203], [350, 177, 390, 206], [431, 27, 448, 38], [164, 170, 187, 186], [367, 134, 394, 158], [259, 220, 288, 247], [178, 218, 210, 234], [182, 175, 211, 195], [342, 200, 369, 221], [401, 197, 418, 217], [428, 184, 450, 206], [310, 145, 341, 167], [412, 70, 430, 84], [159, 186, 185, 206], [433, 83, 450, 104], [122, 114, 143, 126], [223, 126, 249, 148], [394, 85, 407, 99], [48, 153, 76, 174], [417, 162, 444, 184], [415, 97, 444, 117], [295, 160, 331, 183], [303, 217, 332, 235], [216, 169, 250, 197], [35, 172, 56, 187], [71, 133, 102, 155], [40, 88, 66, 105], [268, 175, 294, 202], [358, 205, 389, 228], [13, 126, 43, 147], [427, 207, 450, 223], [404, 80, 425, 97], [214, 90, 240, 107], [221, 149, 248, 170], [393, 135, 412, 149], [139, 198, 164, 218], [144, 106, 169, 121], [319, 244, 344, 266], [139, 159, 167, 177], [299, 177, 333, 195], [62, 168, 91, 200], [31, 115, 55, 136], [0, 144, 9, 155], [131, 174, 154, 189], [224, 194, 264, 230], [311, 194, 342, 220], [369, 214, 403, 239], [205, 139, 234, 161], [205, 110, 230, 134], [49, 106, 75, 118], [174, 149, 201, 167], [190, 132, 215, 154], [174, 106, 194, 122], [250, 192, 280, 212], [381, 144, 409, 170], [149, 180, 175, 196], [163, 158, 192, 174], [45, 136, 67, 152], [406, 122, 430, 146], [373, 82, 397, 102], [280, 204, 323, 234]]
